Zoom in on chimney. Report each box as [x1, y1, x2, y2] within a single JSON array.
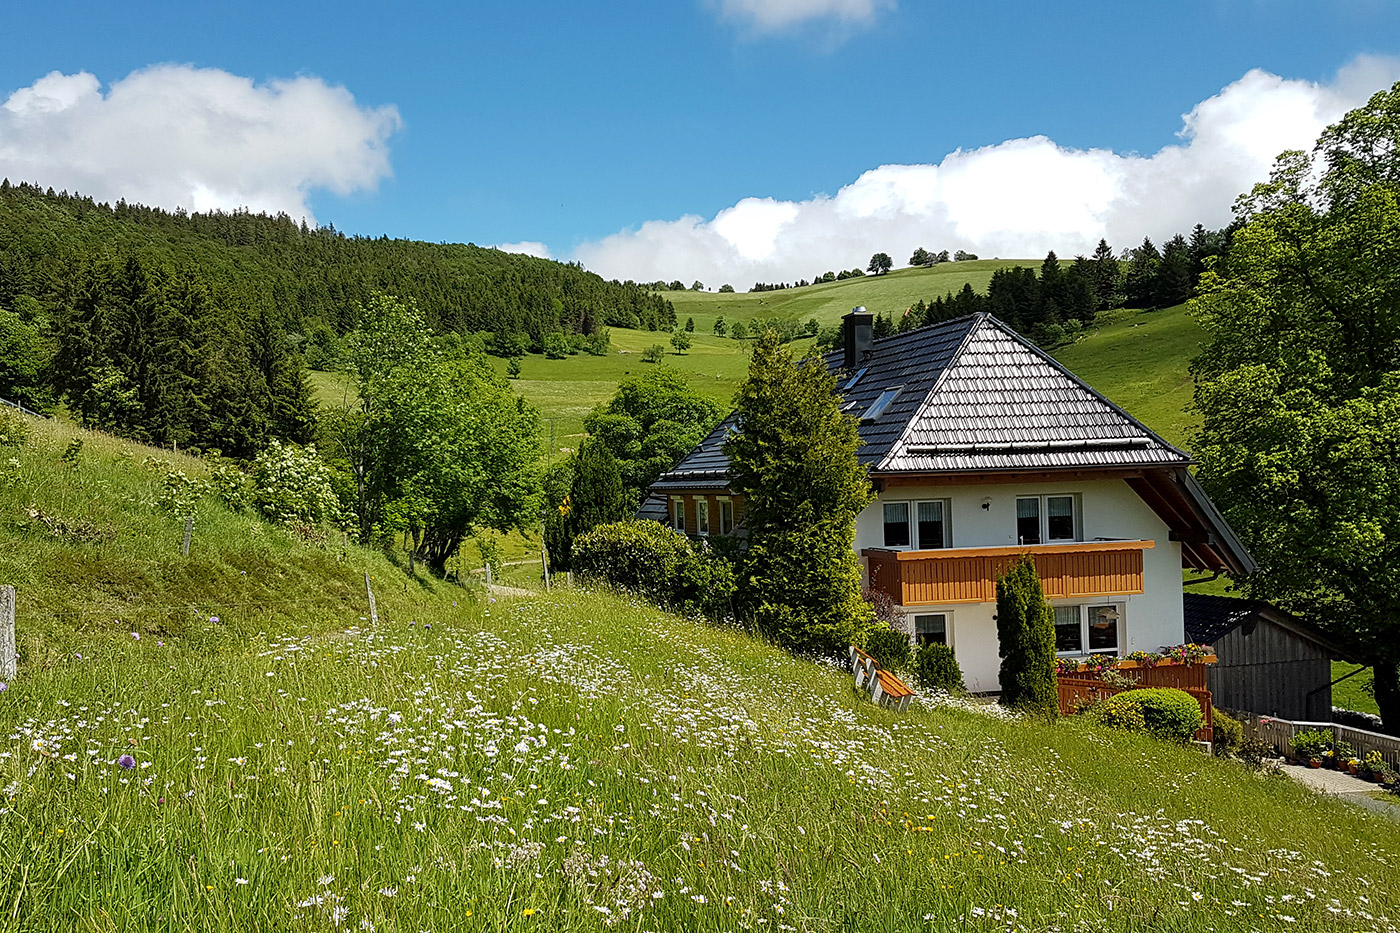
[[843, 306, 873, 370]]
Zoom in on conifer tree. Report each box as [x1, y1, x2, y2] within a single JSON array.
[[995, 554, 1058, 714], [726, 330, 876, 654]]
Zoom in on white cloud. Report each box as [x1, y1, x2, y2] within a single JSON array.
[[714, 0, 894, 32], [0, 65, 401, 223], [574, 56, 1400, 285], [491, 241, 554, 259]]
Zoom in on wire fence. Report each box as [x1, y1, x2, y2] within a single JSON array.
[[0, 397, 49, 420]]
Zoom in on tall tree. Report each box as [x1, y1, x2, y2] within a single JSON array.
[[867, 252, 893, 275], [995, 555, 1057, 715], [725, 330, 876, 654], [1190, 79, 1400, 729], [1124, 238, 1161, 308], [1088, 239, 1123, 311]]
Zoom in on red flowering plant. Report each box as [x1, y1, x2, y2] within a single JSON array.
[[1161, 643, 1213, 664]]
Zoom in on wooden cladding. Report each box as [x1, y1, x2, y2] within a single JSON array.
[[671, 492, 745, 537], [862, 540, 1153, 606]]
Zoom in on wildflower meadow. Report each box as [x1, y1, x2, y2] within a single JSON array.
[[2, 588, 1398, 932]]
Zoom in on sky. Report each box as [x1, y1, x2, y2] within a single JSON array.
[[4, 0, 1400, 285]]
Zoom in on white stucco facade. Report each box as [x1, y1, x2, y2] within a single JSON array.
[[855, 478, 1186, 693]]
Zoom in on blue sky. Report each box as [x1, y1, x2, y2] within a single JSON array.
[[4, 1, 1400, 282]]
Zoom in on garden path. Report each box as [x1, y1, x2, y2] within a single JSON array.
[[1281, 763, 1400, 819]]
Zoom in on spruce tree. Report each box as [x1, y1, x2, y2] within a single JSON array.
[[726, 330, 876, 654], [995, 554, 1058, 714]]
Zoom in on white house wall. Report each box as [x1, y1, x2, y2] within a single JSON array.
[[855, 478, 1185, 693]]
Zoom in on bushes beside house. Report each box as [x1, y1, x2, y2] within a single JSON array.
[[996, 554, 1057, 715], [572, 519, 734, 618], [915, 643, 964, 693], [1088, 688, 1204, 744], [864, 626, 912, 672]]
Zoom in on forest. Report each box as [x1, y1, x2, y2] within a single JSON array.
[[0, 181, 675, 436]]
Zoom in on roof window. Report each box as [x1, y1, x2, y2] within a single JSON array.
[[862, 387, 901, 422], [842, 367, 869, 390]]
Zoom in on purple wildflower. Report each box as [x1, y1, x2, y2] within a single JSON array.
[[0, 682, 7, 691], [424, 623, 431, 630], [117, 754, 136, 770], [131, 632, 140, 641], [209, 616, 220, 624]]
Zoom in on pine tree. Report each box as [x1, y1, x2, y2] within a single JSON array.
[[995, 554, 1058, 714], [1125, 237, 1162, 309], [726, 331, 876, 654], [1089, 239, 1123, 311]]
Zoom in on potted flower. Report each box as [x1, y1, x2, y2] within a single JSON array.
[[1347, 757, 1360, 776], [1291, 729, 1332, 767], [1359, 751, 1387, 782]]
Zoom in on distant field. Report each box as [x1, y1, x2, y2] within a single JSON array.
[[666, 260, 1032, 334]]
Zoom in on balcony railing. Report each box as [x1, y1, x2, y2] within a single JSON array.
[[860, 540, 1154, 606]]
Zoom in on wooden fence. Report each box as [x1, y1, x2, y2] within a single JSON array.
[[1057, 674, 1214, 743], [1230, 712, 1400, 769]]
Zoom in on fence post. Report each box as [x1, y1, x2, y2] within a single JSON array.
[[0, 585, 15, 680], [484, 563, 493, 586], [364, 573, 378, 625], [540, 539, 551, 590], [181, 515, 194, 557]]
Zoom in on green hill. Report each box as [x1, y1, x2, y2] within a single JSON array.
[[1, 412, 1397, 931]]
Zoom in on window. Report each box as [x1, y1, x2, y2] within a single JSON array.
[[916, 500, 948, 549], [883, 499, 950, 549], [1054, 603, 1121, 655], [862, 387, 901, 422], [1016, 495, 1080, 544], [883, 502, 911, 548], [671, 497, 685, 532], [1016, 497, 1041, 545], [1087, 605, 1120, 652], [913, 613, 948, 646], [1047, 496, 1076, 541], [842, 367, 869, 390], [1053, 606, 1082, 653], [696, 498, 710, 536], [718, 497, 734, 535]]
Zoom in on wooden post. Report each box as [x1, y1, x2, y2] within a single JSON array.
[[364, 573, 378, 625], [0, 585, 14, 680], [540, 538, 551, 590], [181, 515, 194, 557], [484, 563, 493, 586]]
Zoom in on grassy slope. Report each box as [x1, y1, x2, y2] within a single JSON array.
[[2, 415, 1398, 931]]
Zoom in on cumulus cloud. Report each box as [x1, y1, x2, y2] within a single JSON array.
[[491, 241, 554, 259], [713, 0, 894, 32], [575, 56, 1400, 285], [0, 65, 401, 223]]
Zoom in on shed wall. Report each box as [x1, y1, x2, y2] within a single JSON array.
[[1208, 618, 1332, 721]]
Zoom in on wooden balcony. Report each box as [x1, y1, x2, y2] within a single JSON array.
[[861, 540, 1154, 606]]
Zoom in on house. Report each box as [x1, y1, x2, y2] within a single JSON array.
[[641, 309, 1256, 693], [1183, 592, 1347, 722]]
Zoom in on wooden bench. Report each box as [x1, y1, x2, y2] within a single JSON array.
[[849, 645, 916, 712]]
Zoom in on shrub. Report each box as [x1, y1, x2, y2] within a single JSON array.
[[0, 408, 28, 448], [251, 441, 343, 527], [995, 554, 1057, 715], [914, 643, 964, 693], [1091, 688, 1203, 744], [1212, 708, 1243, 757], [641, 345, 665, 363], [207, 457, 250, 512], [572, 520, 734, 618], [1291, 728, 1333, 762], [864, 626, 912, 673]]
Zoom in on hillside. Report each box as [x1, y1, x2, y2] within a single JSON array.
[[1, 412, 1398, 931]]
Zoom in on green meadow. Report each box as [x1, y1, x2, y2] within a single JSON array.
[[1, 416, 1398, 932]]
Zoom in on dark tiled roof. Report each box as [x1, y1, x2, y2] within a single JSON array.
[[636, 491, 669, 522], [654, 313, 1187, 482], [1182, 593, 1264, 645], [880, 316, 1187, 471]]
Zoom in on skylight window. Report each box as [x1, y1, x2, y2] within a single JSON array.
[[842, 367, 869, 390], [862, 388, 901, 422]]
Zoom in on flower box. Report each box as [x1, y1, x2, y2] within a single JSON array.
[[1056, 655, 1217, 675]]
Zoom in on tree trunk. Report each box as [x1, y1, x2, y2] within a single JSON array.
[[1373, 660, 1400, 735]]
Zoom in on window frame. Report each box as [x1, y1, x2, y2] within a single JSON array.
[[1052, 601, 1123, 656], [1016, 494, 1081, 545], [717, 497, 734, 535], [696, 497, 710, 537], [670, 496, 685, 533], [881, 498, 951, 550], [911, 611, 951, 647]]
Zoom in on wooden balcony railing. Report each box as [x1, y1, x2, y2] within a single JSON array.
[[861, 540, 1154, 606]]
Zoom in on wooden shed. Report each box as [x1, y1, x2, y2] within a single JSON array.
[[1183, 593, 1347, 722]]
